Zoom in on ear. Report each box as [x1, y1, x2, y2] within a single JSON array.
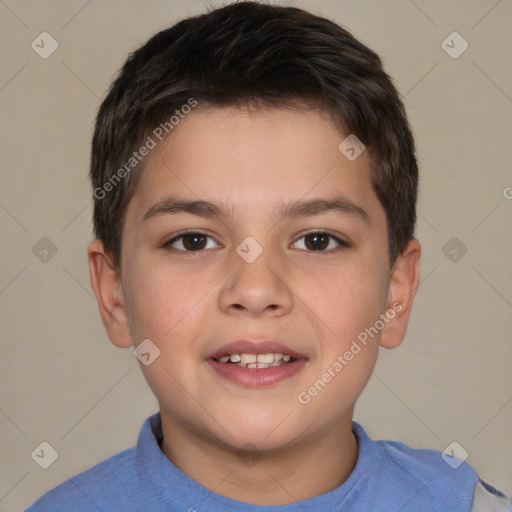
[[380, 238, 421, 349], [88, 239, 132, 348]]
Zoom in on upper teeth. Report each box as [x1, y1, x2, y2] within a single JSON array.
[[217, 353, 291, 364]]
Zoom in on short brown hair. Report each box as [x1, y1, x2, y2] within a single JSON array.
[[90, 1, 418, 270]]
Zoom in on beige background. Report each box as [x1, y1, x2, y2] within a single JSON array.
[[1, 0, 511, 510]]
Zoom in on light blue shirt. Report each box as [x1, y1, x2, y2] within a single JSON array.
[[26, 412, 512, 511]]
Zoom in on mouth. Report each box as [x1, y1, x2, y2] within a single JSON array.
[[214, 351, 295, 368], [206, 341, 308, 388]]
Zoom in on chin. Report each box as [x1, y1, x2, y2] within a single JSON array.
[[210, 406, 307, 452]]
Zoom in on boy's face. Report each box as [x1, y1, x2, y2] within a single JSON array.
[[90, 105, 419, 452]]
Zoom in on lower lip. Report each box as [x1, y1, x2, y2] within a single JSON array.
[[207, 359, 307, 388]]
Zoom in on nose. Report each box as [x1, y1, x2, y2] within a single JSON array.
[[218, 244, 294, 318]]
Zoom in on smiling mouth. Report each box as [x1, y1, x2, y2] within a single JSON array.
[[208, 349, 307, 388], [213, 352, 295, 368], [206, 340, 308, 387]]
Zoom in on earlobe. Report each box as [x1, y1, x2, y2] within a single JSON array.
[[380, 238, 421, 349], [87, 239, 132, 348]]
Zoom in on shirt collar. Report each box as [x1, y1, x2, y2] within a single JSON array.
[[135, 411, 376, 511]]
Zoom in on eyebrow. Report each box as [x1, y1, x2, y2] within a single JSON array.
[[142, 195, 371, 225]]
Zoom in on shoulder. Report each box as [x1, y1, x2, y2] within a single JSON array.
[[25, 447, 139, 511], [25, 413, 164, 511], [377, 435, 479, 492], [377, 437, 511, 511], [352, 423, 510, 512]]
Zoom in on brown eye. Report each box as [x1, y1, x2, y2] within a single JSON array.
[[182, 233, 207, 251], [164, 232, 219, 252], [293, 232, 348, 252], [305, 233, 329, 250]]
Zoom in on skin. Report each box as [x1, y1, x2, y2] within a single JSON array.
[[88, 105, 421, 506]]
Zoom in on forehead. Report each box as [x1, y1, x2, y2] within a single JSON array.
[[127, 105, 383, 224]]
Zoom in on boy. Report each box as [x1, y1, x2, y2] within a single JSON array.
[[26, 2, 511, 511]]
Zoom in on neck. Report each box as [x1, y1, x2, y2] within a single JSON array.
[[159, 412, 359, 506]]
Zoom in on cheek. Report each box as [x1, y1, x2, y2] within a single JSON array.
[[125, 255, 210, 341], [124, 259, 210, 401], [296, 258, 389, 346]]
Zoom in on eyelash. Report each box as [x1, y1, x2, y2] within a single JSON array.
[[163, 230, 350, 253]]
